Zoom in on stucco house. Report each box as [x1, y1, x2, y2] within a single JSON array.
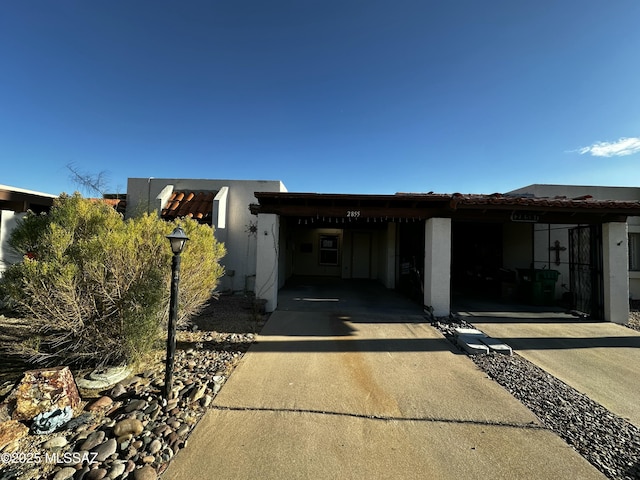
[[0, 184, 56, 275], [122, 178, 640, 325]]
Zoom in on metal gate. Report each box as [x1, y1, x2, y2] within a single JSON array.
[[569, 225, 604, 318]]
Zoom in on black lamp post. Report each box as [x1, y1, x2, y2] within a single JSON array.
[[163, 226, 189, 399]]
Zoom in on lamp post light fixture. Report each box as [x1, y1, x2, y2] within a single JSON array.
[[163, 226, 189, 399]]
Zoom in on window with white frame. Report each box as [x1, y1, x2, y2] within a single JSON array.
[[319, 235, 339, 265]]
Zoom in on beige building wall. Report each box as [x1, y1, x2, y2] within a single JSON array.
[[126, 178, 287, 293], [603, 222, 630, 323], [424, 218, 451, 317]]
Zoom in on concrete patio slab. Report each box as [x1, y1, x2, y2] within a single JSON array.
[[208, 310, 540, 423], [163, 281, 604, 479], [166, 408, 602, 480], [455, 299, 640, 428]]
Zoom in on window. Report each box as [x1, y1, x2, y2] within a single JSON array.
[[630, 233, 640, 271], [319, 235, 339, 265]]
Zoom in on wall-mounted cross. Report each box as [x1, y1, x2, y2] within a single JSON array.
[[549, 240, 566, 266]]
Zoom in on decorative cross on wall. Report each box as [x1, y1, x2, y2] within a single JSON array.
[[549, 240, 566, 266]]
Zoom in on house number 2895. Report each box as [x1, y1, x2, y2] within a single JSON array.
[[346, 210, 361, 218]]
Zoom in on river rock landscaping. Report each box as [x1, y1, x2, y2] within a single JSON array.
[[0, 294, 266, 480]]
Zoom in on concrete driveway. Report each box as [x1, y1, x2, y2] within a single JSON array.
[[454, 298, 640, 428], [164, 280, 603, 479]]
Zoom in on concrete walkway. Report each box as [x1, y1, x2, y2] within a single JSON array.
[[455, 298, 640, 428], [164, 281, 603, 479]]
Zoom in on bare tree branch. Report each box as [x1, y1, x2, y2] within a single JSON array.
[[67, 162, 111, 197]]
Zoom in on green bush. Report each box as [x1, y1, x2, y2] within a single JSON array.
[[0, 193, 225, 368]]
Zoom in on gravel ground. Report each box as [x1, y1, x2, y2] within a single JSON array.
[[628, 309, 640, 333], [434, 316, 640, 480]]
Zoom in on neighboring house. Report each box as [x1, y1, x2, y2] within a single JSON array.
[[125, 178, 287, 293], [508, 184, 640, 302], [0, 184, 56, 274]]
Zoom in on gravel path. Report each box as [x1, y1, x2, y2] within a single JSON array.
[[434, 316, 640, 480]]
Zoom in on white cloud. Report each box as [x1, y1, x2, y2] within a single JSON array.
[[578, 137, 640, 157]]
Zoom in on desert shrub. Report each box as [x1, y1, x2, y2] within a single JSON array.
[[0, 193, 225, 368]]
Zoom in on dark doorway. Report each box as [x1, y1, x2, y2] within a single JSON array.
[[397, 221, 425, 301], [451, 222, 505, 298], [569, 225, 604, 319], [351, 232, 372, 279]]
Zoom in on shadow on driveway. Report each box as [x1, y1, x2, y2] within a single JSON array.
[[456, 296, 640, 427], [250, 277, 464, 353]]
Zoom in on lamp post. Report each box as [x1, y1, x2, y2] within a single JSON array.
[[163, 226, 189, 399]]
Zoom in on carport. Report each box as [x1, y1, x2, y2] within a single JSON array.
[[250, 192, 640, 323]]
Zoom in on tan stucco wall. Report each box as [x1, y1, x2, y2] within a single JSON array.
[[126, 178, 287, 292], [424, 218, 451, 316], [289, 228, 343, 277], [603, 222, 629, 323]]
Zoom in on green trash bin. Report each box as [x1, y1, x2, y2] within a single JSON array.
[[518, 269, 560, 305]]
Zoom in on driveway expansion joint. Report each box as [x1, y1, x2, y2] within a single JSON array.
[[211, 404, 547, 431]]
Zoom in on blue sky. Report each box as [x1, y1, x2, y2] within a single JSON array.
[[2, 1, 640, 196]]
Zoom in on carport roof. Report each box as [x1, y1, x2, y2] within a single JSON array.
[[250, 191, 640, 224], [0, 184, 56, 214]]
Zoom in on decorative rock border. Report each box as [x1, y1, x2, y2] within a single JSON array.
[[75, 367, 133, 391], [0, 332, 256, 480]]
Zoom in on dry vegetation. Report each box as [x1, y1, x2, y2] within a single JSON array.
[[0, 293, 267, 396], [0, 315, 35, 390], [1, 196, 226, 369]]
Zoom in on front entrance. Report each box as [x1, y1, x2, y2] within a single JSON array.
[[569, 225, 604, 318], [351, 232, 371, 279], [451, 220, 606, 319], [451, 222, 504, 298], [284, 224, 390, 282]]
